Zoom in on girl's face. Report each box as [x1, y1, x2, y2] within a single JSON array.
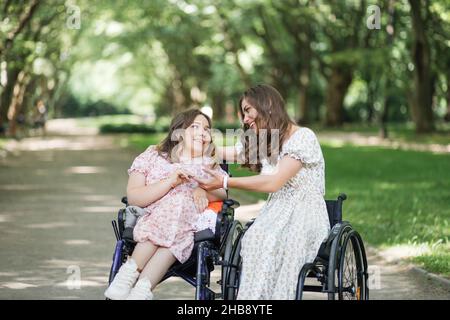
[[183, 114, 212, 157], [241, 98, 259, 131]]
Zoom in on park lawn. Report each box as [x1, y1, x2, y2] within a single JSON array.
[[73, 115, 145, 128], [0, 137, 10, 150], [115, 133, 167, 150], [312, 122, 450, 145], [322, 143, 450, 277], [75, 115, 450, 145], [122, 133, 449, 277]]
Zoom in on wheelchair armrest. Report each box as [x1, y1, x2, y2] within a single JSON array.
[[122, 227, 135, 242], [223, 199, 240, 209], [117, 208, 126, 235]]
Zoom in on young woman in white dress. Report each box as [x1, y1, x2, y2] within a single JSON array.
[[195, 84, 330, 300]]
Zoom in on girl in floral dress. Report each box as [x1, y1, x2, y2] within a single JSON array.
[[105, 109, 228, 300]]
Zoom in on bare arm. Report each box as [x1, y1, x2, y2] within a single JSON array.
[[126, 169, 191, 207], [205, 188, 227, 201], [126, 173, 172, 207], [195, 156, 303, 194], [192, 186, 227, 212]]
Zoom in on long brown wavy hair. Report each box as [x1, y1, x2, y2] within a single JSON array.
[[239, 84, 295, 172], [156, 108, 216, 165]]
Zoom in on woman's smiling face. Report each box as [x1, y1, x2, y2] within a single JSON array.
[[241, 98, 259, 131], [183, 114, 212, 157]]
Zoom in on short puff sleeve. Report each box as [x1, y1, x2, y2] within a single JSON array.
[[280, 128, 322, 165], [127, 146, 158, 177]]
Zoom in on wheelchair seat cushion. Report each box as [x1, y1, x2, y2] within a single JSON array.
[[193, 229, 216, 242]]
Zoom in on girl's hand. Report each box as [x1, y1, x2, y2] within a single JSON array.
[[193, 167, 224, 191], [167, 169, 193, 188], [193, 187, 208, 212]]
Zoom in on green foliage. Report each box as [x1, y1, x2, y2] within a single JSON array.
[[412, 249, 450, 277], [100, 123, 166, 134], [1, 0, 449, 132]]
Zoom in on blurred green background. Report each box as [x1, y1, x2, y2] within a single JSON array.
[[0, 1, 448, 276]]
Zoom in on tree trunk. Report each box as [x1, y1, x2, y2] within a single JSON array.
[[325, 66, 352, 127], [444, 76, 450, 122], [0, 0, 40, 56], [379, 93, 390, 139], [211, 91, 225, 122], [298, 83, 308, 125], [7, 70, 29, 136], [379, 0, 395, 139], [297, 62, 311, 125], [366, 85, 375, 124], [409, 0, 434, 133], [0, 66, 20, 131]]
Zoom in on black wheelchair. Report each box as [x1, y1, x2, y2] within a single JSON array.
[[108, 184, 369, 300], [107, 171, 244, 300], [224, 193, 370, 300]]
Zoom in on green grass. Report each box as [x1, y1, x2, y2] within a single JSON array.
[[115, 133, 167, 150], [72, 115, 151, 128], [322, 144, 449, 277], [411, 247, 450, 277], [72, 116, 450, 145], [313, 122, 450, 145], [122, 133, 450, 277], [0, 137, 10, 150]]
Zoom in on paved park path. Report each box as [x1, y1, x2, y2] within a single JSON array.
[[0, 120, 448, 299]]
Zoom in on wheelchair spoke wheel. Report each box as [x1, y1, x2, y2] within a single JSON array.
[[223, 229, 244, 300], [338, 231, 367, 300], [221, 220, 242, 298]]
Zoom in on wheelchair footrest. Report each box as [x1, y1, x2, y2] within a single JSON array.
[[302, 285, 324, 293]]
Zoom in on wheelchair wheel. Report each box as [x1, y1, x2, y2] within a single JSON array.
[[223, 228, 244, 300], [338, 231, 369, 300], [221, 220, 242, 298], [326, 222, 352, 300]]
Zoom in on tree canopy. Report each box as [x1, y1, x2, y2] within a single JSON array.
[[0, 0, 449, 136]]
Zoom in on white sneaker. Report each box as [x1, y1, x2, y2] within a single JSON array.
[[126, 277, 153, 300], [105, 259, 140, 300]]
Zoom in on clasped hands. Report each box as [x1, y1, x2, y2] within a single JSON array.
[[166, 167, 224, 212]]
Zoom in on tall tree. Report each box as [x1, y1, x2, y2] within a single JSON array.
[[408, 0, 434, 133]]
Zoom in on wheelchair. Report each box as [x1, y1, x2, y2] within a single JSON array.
[[224, 193, 370, 300], [107, 166, 243, 300]]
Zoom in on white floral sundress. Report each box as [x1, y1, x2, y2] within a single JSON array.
[[237, 127, 330, 300]]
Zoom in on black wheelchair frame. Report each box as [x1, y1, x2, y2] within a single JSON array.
[[108, 189, 369, 300], [108, 194, 243, 300], [221, 193, 370, 300]]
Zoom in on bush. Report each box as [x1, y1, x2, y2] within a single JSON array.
[[59, 95, 131, 117], [99, 123, 170, 134]]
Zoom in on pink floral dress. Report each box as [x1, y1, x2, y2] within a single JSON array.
[[127, 146, 228, 263]]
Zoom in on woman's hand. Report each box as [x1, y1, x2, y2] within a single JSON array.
[[167, 169, 193, 188], [193, 187, 209, 212], [193, 167, 224, 191]]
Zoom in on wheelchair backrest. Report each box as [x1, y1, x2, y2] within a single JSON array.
[[325, 193, 347, 227], [220, 163, 230, 176]]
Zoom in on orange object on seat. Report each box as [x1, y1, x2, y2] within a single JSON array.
[[207, 201, 223, 213]]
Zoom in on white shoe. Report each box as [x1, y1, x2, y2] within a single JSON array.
[[126, 277, 153, 300], [105, 259, 140, 300]]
